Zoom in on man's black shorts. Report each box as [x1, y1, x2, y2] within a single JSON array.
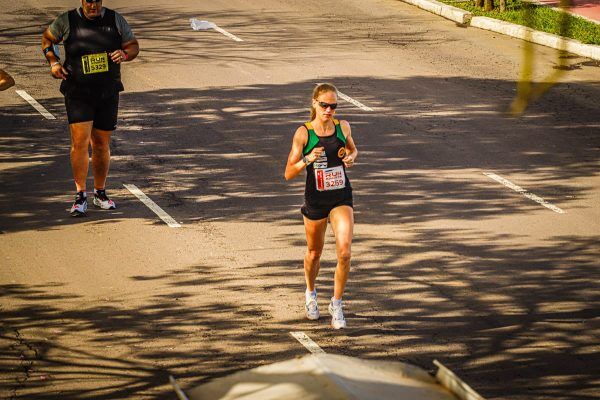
[[301, 198, 353, 221], [64, 93, 119, 131]]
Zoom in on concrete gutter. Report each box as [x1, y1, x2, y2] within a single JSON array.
[[398, 0, 600, 61]]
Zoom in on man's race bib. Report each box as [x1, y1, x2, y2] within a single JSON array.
[[81, 52, 109, 75], [315, 165, 345, 191]]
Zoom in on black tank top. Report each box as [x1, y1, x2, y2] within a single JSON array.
[[61, 8, 123, 97], [303, 120, 352, 207]]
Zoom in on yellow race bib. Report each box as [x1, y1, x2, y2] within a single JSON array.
[[81, 52, 109, 75]]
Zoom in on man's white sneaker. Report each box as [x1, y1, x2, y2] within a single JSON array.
[[305, 292, 320, 320], [328, 300, 346, 329], [70, 192, 88, 217], [93, 189, 116, 210]]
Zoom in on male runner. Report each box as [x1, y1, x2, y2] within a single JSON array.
[[41, 0, 139, 216]]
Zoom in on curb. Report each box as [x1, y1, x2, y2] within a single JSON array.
[[471, 16, 600, 60], [398, 0, 600, 61], [401, 0, 472, 24]]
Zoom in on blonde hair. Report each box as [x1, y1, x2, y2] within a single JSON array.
[[310, 83, 338, 120]]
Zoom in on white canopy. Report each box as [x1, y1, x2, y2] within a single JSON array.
[[185, 354, 470, 400]]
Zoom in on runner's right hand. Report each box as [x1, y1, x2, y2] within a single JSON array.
[[306, 147, 325, 163], [50, 63, 68, 80]]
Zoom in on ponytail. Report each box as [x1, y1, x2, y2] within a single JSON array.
[[310, 83, 338, 120]]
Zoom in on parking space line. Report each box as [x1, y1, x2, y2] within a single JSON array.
[[315, 84, 373, 111], [290, 331, 326, 354], [337, 91, 374, 111], [483, 172, 565, 214], [190, 19, 243, 41], [15, 90, 56, 120], [213, 25, 243, 42], [123, 184, 182, 227]]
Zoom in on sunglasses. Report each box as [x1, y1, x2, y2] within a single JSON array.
[[317, 101, 338, 110], [84, 0, 101, 3]]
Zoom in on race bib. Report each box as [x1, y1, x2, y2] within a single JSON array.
[[81, 52, 109, 75], [315, 165, 345, 191]]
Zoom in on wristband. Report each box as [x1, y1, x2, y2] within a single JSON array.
[[50, 61, 61, 68], [122, 50, 128, 61], [43, 46, 54, 56]]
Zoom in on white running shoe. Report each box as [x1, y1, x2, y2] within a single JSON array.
[[93, 189, 116, 210], [305, 291, 320, 320], [70, 192, 88, 217], [328, 300, 346, 329]]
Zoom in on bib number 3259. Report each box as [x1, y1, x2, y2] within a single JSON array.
[[315, 165, 345, 191], [82, 52, 109, 75]]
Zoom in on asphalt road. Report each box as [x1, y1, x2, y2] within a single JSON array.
[[1, 0, 599, 399]]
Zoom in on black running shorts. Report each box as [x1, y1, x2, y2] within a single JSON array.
[[64, 93, 119, 131], [301, 198, 353, 221]]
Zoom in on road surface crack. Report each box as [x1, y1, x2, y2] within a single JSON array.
[[7, 329, 39, 400]]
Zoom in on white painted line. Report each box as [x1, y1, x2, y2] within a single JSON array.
[[315, 84, 373, 111], [483, 172, 565, 214], [190, 19, 243, 41], [213, 25, 243, 42], [290, 331, 325, 354], [123, 184, 182, 227], [15, 90, 56, 120], [338, 91, 373, 111]]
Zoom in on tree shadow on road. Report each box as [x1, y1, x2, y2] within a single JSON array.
[[2, 2, 599, 399], [0, 263, 303, 400], [1, 224, 598, 399], [248, 229, 600, 400], [2, 75, 598, 232]]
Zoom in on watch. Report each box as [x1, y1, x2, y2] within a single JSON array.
[[302, 155, 310, 166]]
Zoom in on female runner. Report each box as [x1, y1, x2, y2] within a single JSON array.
[[284, 83, 358, 329]]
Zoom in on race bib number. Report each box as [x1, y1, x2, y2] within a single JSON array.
[[81, 52, 109, 75], [315, 165, 345, 191]]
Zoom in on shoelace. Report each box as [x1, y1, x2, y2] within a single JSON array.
[[331, 305, 344, 320]]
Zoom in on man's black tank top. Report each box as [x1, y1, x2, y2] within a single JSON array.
[[303, 119, 352, 207], [61, 8, 123, 98]]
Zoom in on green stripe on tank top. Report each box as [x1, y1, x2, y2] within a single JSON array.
[[303, 120, 346, 155], [335, 122, 346, 144], [303, 129, 320, 155]]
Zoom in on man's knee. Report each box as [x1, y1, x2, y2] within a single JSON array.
[[91, 133, 111, 152], [70, 138, 89, 152], [91, 140, 110, 153]]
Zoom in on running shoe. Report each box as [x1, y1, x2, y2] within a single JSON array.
[[70, 191, 88, 217], [328, 299, 346, 329], [305, 291, 320, 320], [93, 189, 116, 210]]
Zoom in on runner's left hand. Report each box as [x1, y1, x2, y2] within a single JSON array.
[[342, 154, 355, 168], [110, 50, 126, 64]]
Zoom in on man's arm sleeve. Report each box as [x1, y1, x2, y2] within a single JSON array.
[[48, 12, 69, 42], [115, 13, 135, 43]]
